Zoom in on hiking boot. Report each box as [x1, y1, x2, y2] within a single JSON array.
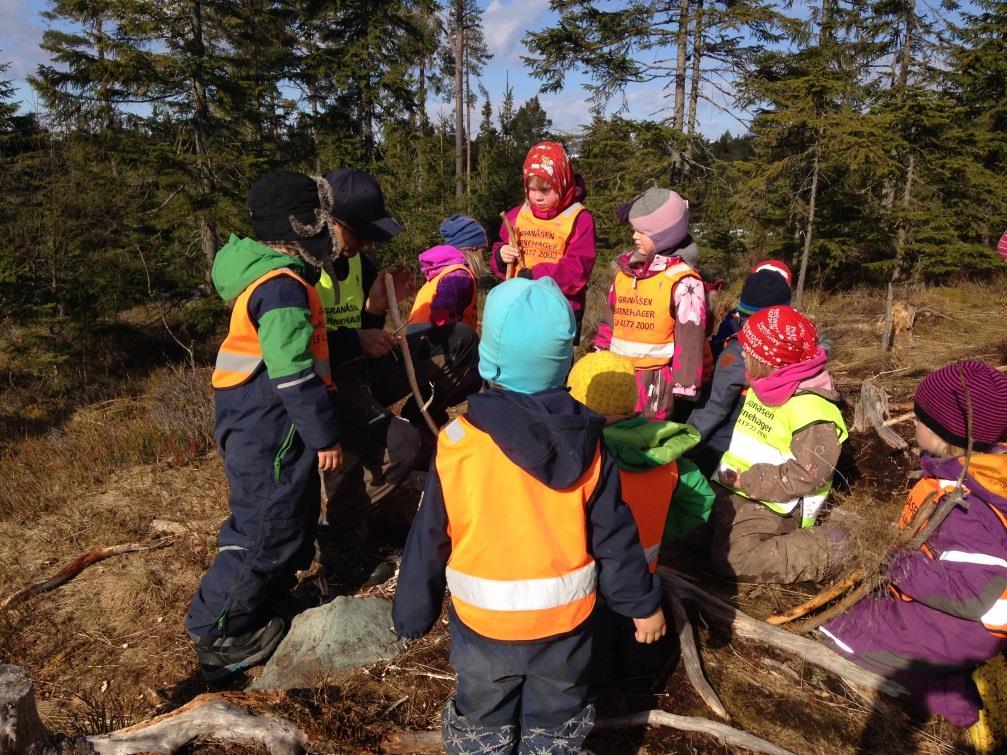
[[194, 616, 287, 683]]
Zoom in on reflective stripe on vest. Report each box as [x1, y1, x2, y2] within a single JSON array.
[[892, 473, 1007, 639], [514, 202, 584, 270], [408, 264, 478, 329], [620, 463, 679, 572], [436, 416, 601, 641], [316, 254, 364, 331], [212, 268, 332, 389], [718, 391, 847, 527], [610, 261, 696, 369]]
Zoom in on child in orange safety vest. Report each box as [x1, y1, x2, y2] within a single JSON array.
[[491, 141, 596, 343], [594, 187, 707, 421], [406, 244, 478, 332], [567, 350, 716, 687], [819, 360, 1007, 734], [393, 277, 665, 754]]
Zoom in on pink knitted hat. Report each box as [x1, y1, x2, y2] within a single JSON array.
[[628, 188, 689, 254], [914, 360, 1007, 451]]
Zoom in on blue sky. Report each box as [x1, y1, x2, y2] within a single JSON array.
[[2, 0, 744, 138]]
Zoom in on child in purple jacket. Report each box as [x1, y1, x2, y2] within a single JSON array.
[[820, 360, 1007, 728]]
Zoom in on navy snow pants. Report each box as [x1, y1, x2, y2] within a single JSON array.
[[443, 609, 596, 754], [186, 375, 321, 639]]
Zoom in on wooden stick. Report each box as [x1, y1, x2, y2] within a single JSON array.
[[656, 568, 908, 697], [668, 591, 730, 720], [87, 694, 308, 755], [882, 411, 915, 427], [499, 212, 521, 280], [767, 569, 866, 625], [0, 539, 173, 613], [380, 710, 794, 755], [385, 273, 439, 436]]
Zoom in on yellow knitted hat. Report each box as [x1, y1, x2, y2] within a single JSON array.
[[567, 351, 637, 416]]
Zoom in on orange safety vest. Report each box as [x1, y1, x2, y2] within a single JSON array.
[[891, 474, 1007, 638], [407, 264, 478, 330], [620, 462, 679, 572], [436, 416, 601, 641], [610, 261, 697, 369], [212, 268, 332, 390], [514, 202, 585, 271]]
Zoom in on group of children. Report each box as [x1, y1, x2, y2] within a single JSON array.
[[195, 139, 1007, 751]]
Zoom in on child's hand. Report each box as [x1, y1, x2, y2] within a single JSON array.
[[317, 442, 343, 472], [633, 608, 667, 644], [358, 328, 400, 358], [499, 244, 520, 264], [718, 468, 739, 488]]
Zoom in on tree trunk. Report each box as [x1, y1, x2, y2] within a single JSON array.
[[674, 0, 690, 132], [687, 0, 704, 136], [189, 0, 218, 280], [794, 139, 820, 309], [880, 151, 915, 352], [454, 1, 465, 199], [465, 61, 472, 203]]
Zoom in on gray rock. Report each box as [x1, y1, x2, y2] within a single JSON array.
[[249, 596, 405, 691]]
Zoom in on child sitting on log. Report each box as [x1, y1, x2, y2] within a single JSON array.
[[819, 360, 1007, 732], [594, 188, 707, 421], [491, 141, 596, 343], [712, 305, 848, 583]]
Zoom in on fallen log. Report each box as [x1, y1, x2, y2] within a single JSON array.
[[767, 569, 866, 625], [668, 591, 730, 720], [0, 539, 173, 614], [87, 693, 308, 755], [656, 568, 908, 697], [380, 710, 794, 755]]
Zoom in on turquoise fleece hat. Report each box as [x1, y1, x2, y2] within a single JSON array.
[[479, 277, 576, 393]]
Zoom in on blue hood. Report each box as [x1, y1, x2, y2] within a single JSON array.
[[465, 388, 605, 489]]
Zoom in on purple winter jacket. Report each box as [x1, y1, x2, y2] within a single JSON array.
[[820, 451, 1007, 726]]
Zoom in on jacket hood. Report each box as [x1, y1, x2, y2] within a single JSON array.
[[465, 388, 605, 488], [615, 251, 693, 281], [603, 417, 700, 472], [923, 452, 1007, 511], [212, 234, 312, 302]]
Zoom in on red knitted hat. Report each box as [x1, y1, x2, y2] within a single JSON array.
[[739, 305, 818, 367], [750, 259, 794, 286], [914, 360, 1007, 451]]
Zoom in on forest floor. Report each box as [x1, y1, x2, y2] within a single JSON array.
[[1, 281, 1005, 754]]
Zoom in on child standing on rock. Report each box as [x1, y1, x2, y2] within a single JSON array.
[[393, 277, 664, 754], [820, 360, 1007, 733], [594, 187, 707, 420], [711, 305, 848, 584], [491, 141, 596, 342]]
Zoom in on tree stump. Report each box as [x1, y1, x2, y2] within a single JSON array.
[[852, 379, 908, 450], [0, 666, 50, 754]]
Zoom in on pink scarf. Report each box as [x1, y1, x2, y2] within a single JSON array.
[[418, 245, 467, 280], [748, 347, 832, 406]]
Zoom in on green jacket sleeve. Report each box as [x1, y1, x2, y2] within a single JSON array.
[[664, 458, 715, 541]]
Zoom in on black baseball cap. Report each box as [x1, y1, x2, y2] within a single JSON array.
[[324, 168, 402, 242]]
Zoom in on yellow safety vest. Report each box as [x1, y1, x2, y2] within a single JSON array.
[[514, 202, 585, 270], [718, 391, 847, 527], [316, 254, 364, 331]]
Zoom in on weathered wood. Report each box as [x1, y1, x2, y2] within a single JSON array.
[[596, 710, 795, 755], [385, 273, 438, 435], [500, 212, 521, 279], [852, 379, 908, 450], [767, 569, 866, 625], [668, 591, 730, 720], [87, 694, 308, 755], [0, 540, 172, 614], [0, 666, 50, 754], [656, 568, 908, 697]]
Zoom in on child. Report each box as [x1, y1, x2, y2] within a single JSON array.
[[392, 277, 665, 753], [491, 141, 596, 341], [594, 187, 707, 421], [711, 259, 792, 360], [688, 269, 793, 478], [819, 360, 1007, 729], [187, 171, 341, 680], [712, 305, 848, 584], [407, 244, 478, 331]]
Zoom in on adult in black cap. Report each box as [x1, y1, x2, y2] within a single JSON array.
[[186, 170, 342, 681], [313, 168, 481, 590]]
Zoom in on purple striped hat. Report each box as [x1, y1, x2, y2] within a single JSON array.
[[914, 360, 1007, 451]]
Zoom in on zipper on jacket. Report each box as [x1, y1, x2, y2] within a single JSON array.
[[274, 424, 297, 482]]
